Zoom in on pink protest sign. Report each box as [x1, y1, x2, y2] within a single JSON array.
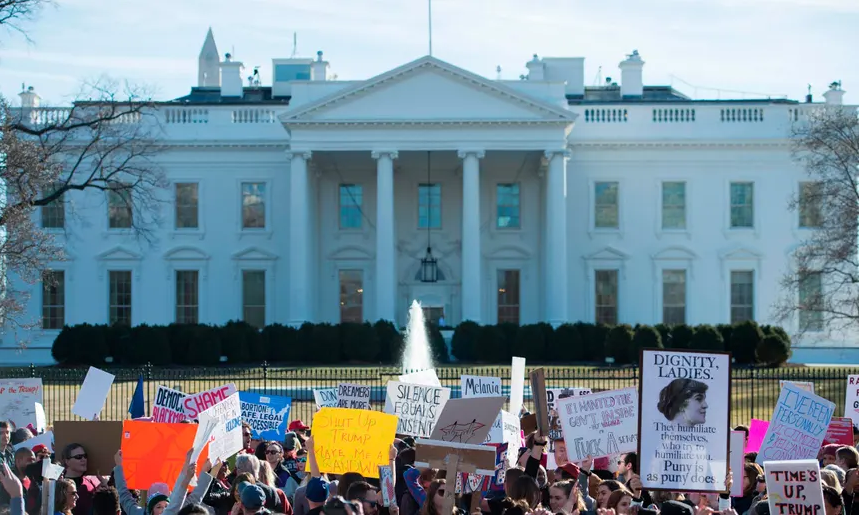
[[744, 419, 769, 453], [182, 383, 237, 420]]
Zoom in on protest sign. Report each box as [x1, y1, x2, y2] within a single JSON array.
[[510, 357, 526, 416], [764, 460, 824, 515], [780, 381, 815, 394], [379, 465, 395, 507], [547, 387, 593, 461], [239, 392, 292, 440], [730, 431, 745, 497], [745, 419, 769, 453], [54, 421, 122, 475], [13, 431, 53, 452], [153, 385, 187, 423], [35, 403, 46, 432], [311, 407, 397, 478], [547, 388, 592, 412], [846, 375, 859, 427], [431, 396, 505, 445], [199, 392, 243, 462], [182, 383, 237, 420], [483, 411, 522, 468], [384, 381, 450, 437], [337, 383, 371, 410], [121, 421, 208, 490], [638, 349, 731, 492], [314, 388, 338, 409], [822, 417, 854, 446], [756, 382, 835, 465], [72, 367, 115, 420], [461, 376, 502, 398], [399, 369, 441, 387], [0, 378, 42, 429], [42, 459, 64, 481], [558, 387, 638, 462]]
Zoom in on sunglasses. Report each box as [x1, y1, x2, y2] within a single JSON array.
[[243, 433, 252, 437], [70, 454, 87, 460], [266, 450, 282, 455], [359, 499, 378, 508]]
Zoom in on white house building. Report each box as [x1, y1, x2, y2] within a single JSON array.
[[2, 29, 856, 364]]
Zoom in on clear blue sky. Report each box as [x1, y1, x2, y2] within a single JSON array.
[[0, 0, 857, 105]]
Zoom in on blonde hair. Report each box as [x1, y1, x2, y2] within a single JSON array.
[[258, 460, 276, 486]]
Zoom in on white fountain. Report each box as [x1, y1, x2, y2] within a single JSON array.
[[401, 300, 435, 373]]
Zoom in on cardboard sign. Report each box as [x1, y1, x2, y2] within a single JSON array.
[[557, 387, 638, 461], [460, 376, 502, 398], [72, 367, 115, 420], [530, 368, 549, 436], [730, 431, 745, 497], [846, 375, 859, 427], [337, 383, 371, 410], [414, 439, 497, 475], [780, 381, 815, 394], [239, 392, 292, 440], [399, 369, 441, 387], [199, 392, 243, 462], [823, 417, 854, 445], [183, 383, 237, 420], [379, 465, 395, 507], [313, 388, 338, 409], [0, 378, 43, 429], [510, 357, 526, 416], [757, 383, 835, 465], [53, 421, 123, 475], [764, 460, 825, 515], [153, 385, 187, 423], [311, 407, 397, 478], [384, 381, 450, 437], [745, 419, 769, 453], [121, 421, 208, 490], [431, 396, 506, 445]]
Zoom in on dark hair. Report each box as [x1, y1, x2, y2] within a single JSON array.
[[230, 473, 256, 503], [11, 428, 33, 446], [255, 441, 269, 461], [742, 462, 763, 497], [509, 475, 541, 509], [92, 487, 120, 515], [822, 485, 843, 509], [657, 379, 708, 421], [745, 452, 758, 463], [623, 452, 639, 473], [345, 481, 376, 502], [61, 443, 86, 462], [177, 503, 211, 515], [398, 448, 416, 466], [55, 478, 75, 514], [337, 472, 366, 497], [324, 496, 362, 515], [734, 425, 750, 438], [837, 446, 859, 470], [0, 421, 10, 431], [598, 480, 625, 495], [14, 447, 34, 461], [607, 490, 633, 512]]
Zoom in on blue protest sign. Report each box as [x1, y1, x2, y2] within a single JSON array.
[[239, 392, 292, 441]]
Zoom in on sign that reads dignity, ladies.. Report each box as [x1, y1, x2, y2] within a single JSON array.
[[638, 349, 731, 493]]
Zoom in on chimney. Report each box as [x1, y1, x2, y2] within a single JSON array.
[[220, 53, 244, 97], [526, 54, 545, 81], [823, 81, 844, 105], [619, 50, 645, 98], [311, 51, 329, 81], [541, 57, 585, 97], [18, 85, 40, 108]]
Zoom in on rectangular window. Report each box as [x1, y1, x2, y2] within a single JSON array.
[[241, 182, 266, 229], [41, 183, 65, 229], [662, 269, 687, 324], [339, 270, 363, 323], [661, 181, 686, 230], [41, 270, 65, 330], [799, 182, 823, 228], [109, 270, 132, 326], [175, 183, 199, 229], [730, 270, 754, 323], [594, 182, 619, 229], [799, 271, 824, 331], [175, 270, 199, 324], [730, 182, 754, 228], [108, 185, 133, 229], [497, 270, 520, 324], [496, 184, 521, 229], [595, 269, 618, 325], [418, 184, 441, 229], [339, 184, 363, 229], [242, 270, 266, 329]]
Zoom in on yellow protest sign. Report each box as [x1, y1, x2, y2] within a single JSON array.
[[311, 407, 397, 478]]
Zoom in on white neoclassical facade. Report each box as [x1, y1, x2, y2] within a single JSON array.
[[3, 30, 857, 364]]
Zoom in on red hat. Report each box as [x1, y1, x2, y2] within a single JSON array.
[[288, 420, 310, 432], [818, 443, 841, 458], [31, 444, 49, 454], [560, 463, 581, 482]]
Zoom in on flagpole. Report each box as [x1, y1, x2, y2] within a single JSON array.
[[428, 0, 433, 56]]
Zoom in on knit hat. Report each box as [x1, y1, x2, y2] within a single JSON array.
[[559, 463, 581, 482], [306, 477, 329, 503], [146, 494, 169, 514], [239, 483, 266, 511]]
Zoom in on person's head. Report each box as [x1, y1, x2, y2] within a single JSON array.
[[61, 443, 88, 476], [504, 468, 524, 498], [92, 486, 120, 515], [230, 473, 257, 505], [596, 480, 624, 509], [55, 478, 78, 513], [820, 469, 842, 494], [618, 453, 638, 478], [242, 422, 253, 449], [819, 444, 841, 467], [845, 468, 859, 493], [346, 481, 379, 515], [147, 492, 170, 515], [587, 473, 601, 499], [32, 444, 50, 461], [823, 465, 845, 487], [177, 503, 211, 515], [657, 379, 709, 426], [734, 425, 750, 446], [283, 432, 301, 453], [744, 452, 758, 463], [306, 477, 330, 509], [510, 475, 541, 509], [553, 439, 569, 467], [549, 480, 583, 513], [536, 465, 548, 488], [265, 441, 284, 467], [0, 422, 10, 447], [236, 454, 261, 478], [424, 479, 447, 515], [837, 446, 859, 471], [11, 428, 33, 446], [14, 447, 35, 475], [607, 489, 633, 515], [238, 482, 267, 515], [337, 472, 366, 497], [742, 462, 764, 497], [258, 460, 276, 486], [418, 468, 438, 490], [822, 485, 843, 515]]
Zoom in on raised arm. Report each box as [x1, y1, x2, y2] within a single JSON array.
[[112, 451, 146, 515]]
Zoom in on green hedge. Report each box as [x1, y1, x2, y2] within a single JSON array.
[[51, 319, 791, 367]]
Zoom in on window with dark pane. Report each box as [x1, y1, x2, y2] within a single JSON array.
[[497, 269, 520, 324], [41, 270, 65, 330], [496, 184, 521, 229], [799, 271, 824, 331], [109, 270, 132, 326], [175, 270, 199, 324], [175, 183, 199, 229], [594, 182, 619, 229], [661, 182, 686, 230], [418, 184, 441, 229], [108, 186, 133, 229], [662, 269, 686, 325], [595, 269, 618, 325], [242, 270, 266, 329], [241, 182, 266, 229], [730, 182, 754, 228], [41, 183, 65, 229], [339, 270, 363, 323], [339, 184, 363, 229]]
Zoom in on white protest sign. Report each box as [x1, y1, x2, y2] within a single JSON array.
[[152, 385, 187, 422], [337, 383, 371, 410], [384, 381, 450, 437], [730, 431, 745, 497], [399, 369, 441, 387], [764, 460, 824, 515], [14, 431, 53, 452], [460, 376, 502, 398], [35, 403, 46, 432], [846, 375, 859, 427], [0, 379, 43, 429], [558, 387, 638, 461], [313, 388, 339, 409], [42, 459, 64, 480], [72, 367, 115, 419], [510, 357, 526, 416], [484, 410, 521, 468], [780, 381, 815, 394], [757, 382, 835, 465], [198, 392, 243, 462], [183, 383, 237, 420], [191, 417, 218, 462]]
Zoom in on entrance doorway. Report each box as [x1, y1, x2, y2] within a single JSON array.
[[422, 306, 445, 325]]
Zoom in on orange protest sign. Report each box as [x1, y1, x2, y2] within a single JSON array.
[[312, 407, 397, 478], [120, 421, 209, 490]]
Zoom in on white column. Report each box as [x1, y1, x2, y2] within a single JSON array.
[[545, 149, 570, 326], [373, 150, 398, 322], [287, 150, 312, 325], [458, 149, 485, 323]]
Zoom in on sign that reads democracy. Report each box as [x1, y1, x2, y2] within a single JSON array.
[[757, 382, 835, 465], [239, 392, 292, 441], [183, 383, 238, 420], [461, 376, 502, 398], [638, 349, 731, 493], [199, 392, 243, 462], [557, 387, 638, 461], [384, 381, 450, 437], [846, 375, 859, 427], [764, 460, 825, 515], [337, 383, 371, 410], [152, 385, 187, 423]]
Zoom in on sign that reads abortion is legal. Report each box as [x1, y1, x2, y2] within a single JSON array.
[[183, 383, 238, 420]]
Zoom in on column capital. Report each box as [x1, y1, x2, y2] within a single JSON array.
[[285, 150, 312, 161], [457, 149, 486, 159], [371, 150, 399, 160], [544, 149, 571, 159]]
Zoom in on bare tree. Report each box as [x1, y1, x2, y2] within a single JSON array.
[[774, 105, 859, 338], [0, 0, 50, 40]]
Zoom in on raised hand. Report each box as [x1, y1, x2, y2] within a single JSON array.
[[0, 462, 23, 498], [114, 450, 123, 467]]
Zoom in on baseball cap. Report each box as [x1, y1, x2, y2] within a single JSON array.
[[288, 420, 310, 432], [306, 477, 329, 503], [239, 483, 266, 511], [31, 444, 49, 455], [560, 463, 581, 482]]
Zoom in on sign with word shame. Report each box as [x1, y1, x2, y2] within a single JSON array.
[[239, 392, 292, 441], [337, 383, 371, 410], [385, 381, 450, 437], [183, 383, 237, 420], [314, 388, 338, 409], [199, 392, 243, 461], [558, 387, 638, 462], [153, 385, 187, 423], [756, 382, 835, 465], [764, 460, 824, 515], [311, 407, 397, 478], [0, 378, 42, 429], [846, 375, 859, 427], [461, 376, 502, 398]]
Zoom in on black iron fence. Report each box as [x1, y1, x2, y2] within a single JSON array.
[[3, 364, 856, 428]]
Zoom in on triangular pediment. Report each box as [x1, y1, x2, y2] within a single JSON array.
[[163, 245, 210, 261], [328, 245, 374, 260], [232, 246, 278, 261], [719, 246, 762, 261], [584, 246, 630, 262], [652, 246, 698, 261], [96, 246, 142, 261], [484, 245, 531, 260], [281, 56, 576, 124]]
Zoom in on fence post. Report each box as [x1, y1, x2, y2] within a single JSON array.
[[145, 362, 153, 416], [30, 363, 36, 378], [749, 367, 755, 424], [263, 361, 269, 394]]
